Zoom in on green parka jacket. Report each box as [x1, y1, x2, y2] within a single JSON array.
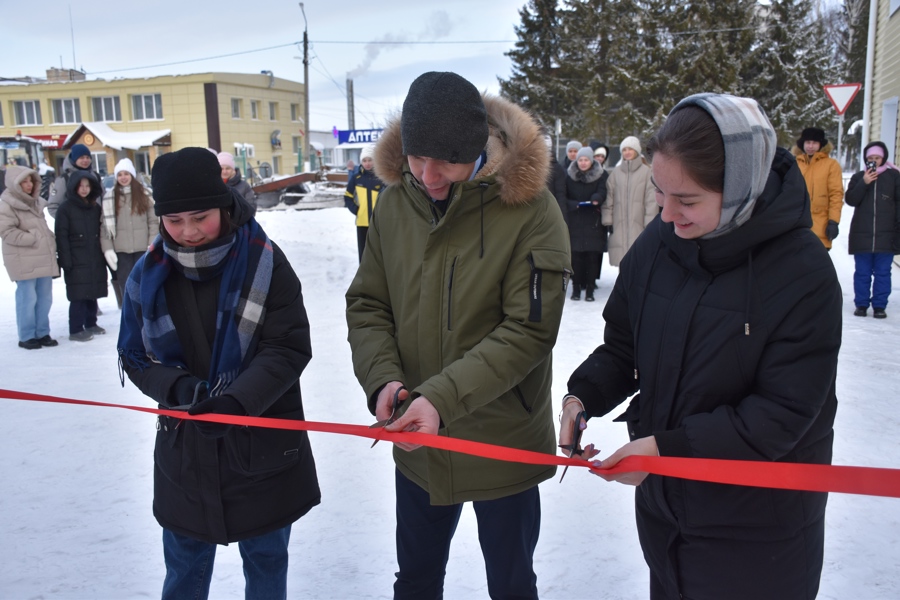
[[346, 94, 571, 505]]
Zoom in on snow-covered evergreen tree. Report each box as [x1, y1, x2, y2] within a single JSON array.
[[500, 0, 573, 133], [751, 0, 840, 146]]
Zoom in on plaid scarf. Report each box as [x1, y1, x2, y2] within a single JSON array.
[[671, 93, 777, 239], [101, 186, 125, 240], [117, 219, 273, 396]]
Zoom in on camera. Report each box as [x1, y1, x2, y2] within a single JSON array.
[[866, 160, 878, 172]]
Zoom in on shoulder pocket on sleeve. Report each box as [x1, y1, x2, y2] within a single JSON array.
[[527, 248, 572, 323]]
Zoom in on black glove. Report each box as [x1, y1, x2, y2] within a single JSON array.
[[187, 395, 245, 439], [167, 375, 208, 408], [826, 220, 839, 241]]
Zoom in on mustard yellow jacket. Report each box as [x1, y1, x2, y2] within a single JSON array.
[[793, 143, 844, 249]]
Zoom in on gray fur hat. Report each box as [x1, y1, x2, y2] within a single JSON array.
[[401, 72, 488, 164], [576, 146, 595, 162]]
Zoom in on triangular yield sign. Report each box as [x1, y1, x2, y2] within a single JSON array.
[[823, 83, 862, 115]]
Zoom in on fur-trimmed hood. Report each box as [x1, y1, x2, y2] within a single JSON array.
[[566, 159, 604, 183], [374, 94, 549, 206]]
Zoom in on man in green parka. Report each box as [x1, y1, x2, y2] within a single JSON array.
[[346, 71, 571, 599]]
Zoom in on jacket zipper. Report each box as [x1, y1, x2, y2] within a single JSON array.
[[871, 180, 878, 253], [447, 256, 458, 330]]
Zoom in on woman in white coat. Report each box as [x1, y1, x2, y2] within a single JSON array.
[[0, 166, 60, 349], [603, 136, 657, 266]]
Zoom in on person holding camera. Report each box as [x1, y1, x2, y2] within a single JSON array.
[[845, 141, 900, 318]]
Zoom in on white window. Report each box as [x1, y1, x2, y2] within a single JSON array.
[[92, 96, 121, 122], [291, 103, 300, 121], [292, 136, 302, 154], [13, 100, 42, 126], [269, 101, 278, 121], [134, 151, 151, 176], [0, 104, 4, 126], [132, 93, 163, 120], [251, 101, 260, 120], [231, 98, 242, 119], [233, 143, 255, 158], [51, 98, 82, 124], [92, 152, 108, 176], [273, 156, 281, 175]]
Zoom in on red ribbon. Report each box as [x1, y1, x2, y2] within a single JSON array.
[[3, 388, 900, 499]]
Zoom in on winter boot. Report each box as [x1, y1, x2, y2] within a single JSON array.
[[873, 308, 887, 319], [585, 287, 595, 302], [37, 335, 58, 347], [18, 338, 42, 350], [854, 306, 867, 317], [570, 285, 581, 301], [69, 330, 94, 342], [112, 280, 123, 309]]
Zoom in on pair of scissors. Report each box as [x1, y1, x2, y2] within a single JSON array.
[[558, 410, 588, 482], [369, 386, 407, 447]]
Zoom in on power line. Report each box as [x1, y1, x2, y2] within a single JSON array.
[[86, 42, 301, 75]]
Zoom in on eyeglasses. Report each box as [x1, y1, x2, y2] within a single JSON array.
[[369, 386, 407, 447], [558, 410, 587, 482]]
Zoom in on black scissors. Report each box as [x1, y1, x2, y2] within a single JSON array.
[[369, 386, 407, 447], [558, 410, 587, 482]]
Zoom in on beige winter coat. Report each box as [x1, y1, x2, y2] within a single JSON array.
[[0, 166, 60, 281], [602, 157, 657, 266], [100, 185, 159, 254]]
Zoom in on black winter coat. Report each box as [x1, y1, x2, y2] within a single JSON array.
[[568, 148, 841, 598], [122, 197, 320, 545], [547, 156, 567, 211], [55, 171, 108, 301], [564, 161, 608, 252], [844, 167, 900, 254]]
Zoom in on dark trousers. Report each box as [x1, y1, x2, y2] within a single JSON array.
[[394, 469, 540, 600], [571, 251, 600, 289], [357, 226, 369, 263], [68, 299, 98, 334]]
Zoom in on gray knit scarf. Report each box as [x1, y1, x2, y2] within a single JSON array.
[[670, 93, 777, 239]]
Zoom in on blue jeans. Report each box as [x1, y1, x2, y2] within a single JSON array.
[[161, 525, 291, 600], [15, 277, 52, 341], [394, 469, 540, 600], [853, 253, 893, 309]]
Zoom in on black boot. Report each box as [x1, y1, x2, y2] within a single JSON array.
[[570, 284, 581, 301], [585, 287, 595, 302]]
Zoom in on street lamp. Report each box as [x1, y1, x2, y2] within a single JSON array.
[[299, 3, 310, 173]]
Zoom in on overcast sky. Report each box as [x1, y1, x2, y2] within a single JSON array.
[[6, 0, 528, 132]]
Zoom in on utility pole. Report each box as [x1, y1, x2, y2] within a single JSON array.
[[300, 3, 310, 172], [346, 78, 355, 129]]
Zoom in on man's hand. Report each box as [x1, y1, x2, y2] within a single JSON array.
[[375, 381, 408, 422], [826, 220, 839, 241], [385, 396, 440, 452], [592, 435, 658, 486]]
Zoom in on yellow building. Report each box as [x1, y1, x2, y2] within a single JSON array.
[[867, 0, 900, 156], [0, 70, 306, 179]]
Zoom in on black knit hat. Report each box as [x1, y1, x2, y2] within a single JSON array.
[[797, 127, 827, 151], [152, 147, 233, 216], [401, 72, 488, 164]]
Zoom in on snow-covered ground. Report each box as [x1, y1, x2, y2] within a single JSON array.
[[1, 206, 898, 599]]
